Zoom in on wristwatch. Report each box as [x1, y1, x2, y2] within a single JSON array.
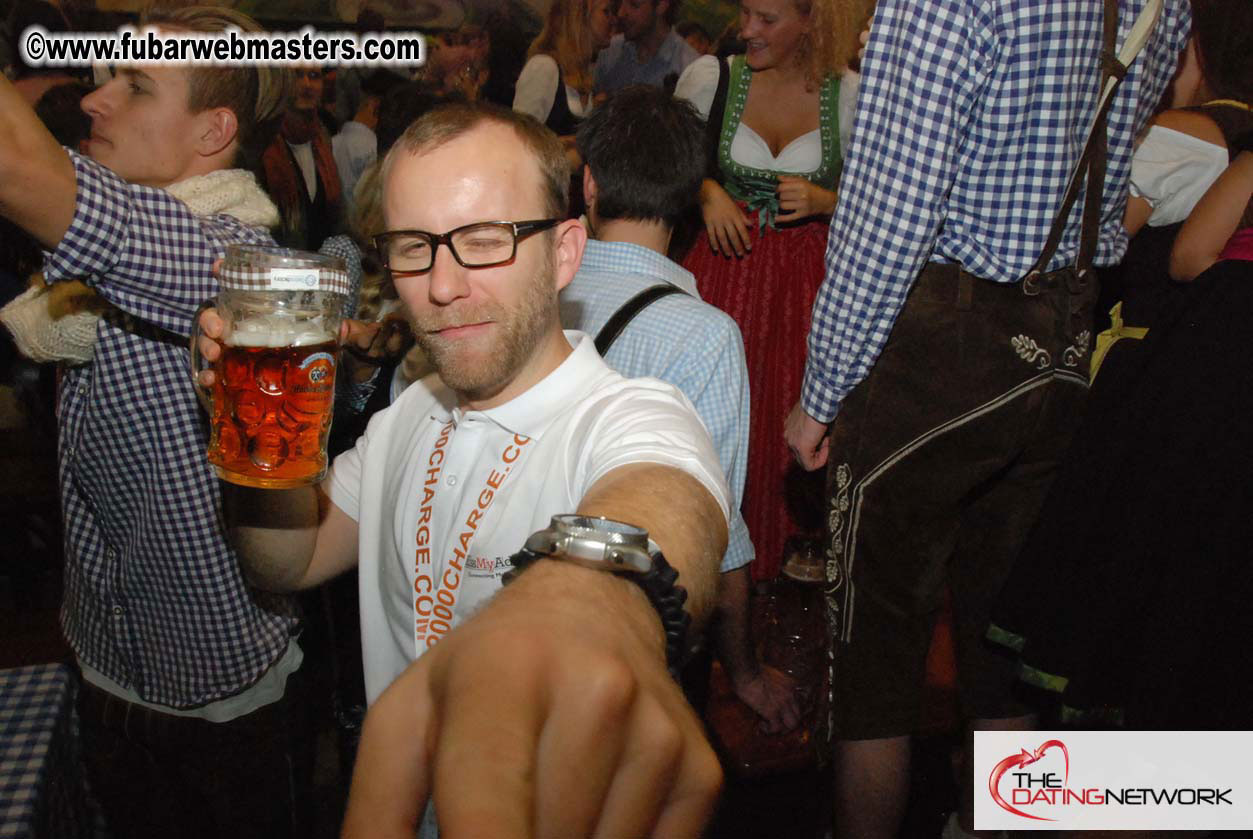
[[504, 514, 691, 675]]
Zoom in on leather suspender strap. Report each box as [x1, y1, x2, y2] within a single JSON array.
[[1076, 0, 1126, 275], [1024, 0, 1125, 291], [594, 284, 687, 355]]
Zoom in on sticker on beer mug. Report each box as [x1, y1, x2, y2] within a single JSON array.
[[268, 267, 320, 291]]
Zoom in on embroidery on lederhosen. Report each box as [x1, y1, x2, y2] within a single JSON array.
[[1011, 335, 1051, 369], [1063, 329, 1092, 367], [825, 463, 851, 601], [825, 462, 852, 741]]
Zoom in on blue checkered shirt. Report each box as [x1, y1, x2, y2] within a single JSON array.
[[595, 30, 701, 94], [803, 0, 1191, 422], [560, 239, 753, 571], [42, 151, 299, 708]]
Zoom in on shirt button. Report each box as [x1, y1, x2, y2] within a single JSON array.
[[77, 386, 87, 396], [105, 549, 116, 560], [65, 446, 74, 458], [111, 605, 124, 617], [446, 475, 457, 487]]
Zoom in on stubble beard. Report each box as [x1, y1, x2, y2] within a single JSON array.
[[412, 251, 558, 404]]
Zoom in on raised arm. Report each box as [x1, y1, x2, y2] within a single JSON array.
[[0, 75, 77, 247], [343, 460, 728, 839]]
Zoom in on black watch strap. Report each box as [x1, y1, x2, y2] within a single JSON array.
[[504, 546, 691, 677]]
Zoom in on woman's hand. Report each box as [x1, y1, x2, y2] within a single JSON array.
[[775, 176, 836, 223], [700, 179, 753, 258]]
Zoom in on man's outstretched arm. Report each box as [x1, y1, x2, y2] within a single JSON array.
[[0, 75, 76, 246], [343, 461, 727, 839]]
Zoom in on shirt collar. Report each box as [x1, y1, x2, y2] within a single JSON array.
[[431, 330, 612, 439], [579, 239, 700, 297], [341, 121, 376, 138], [656, 29, 683, 63], [624, 28, 680, 66]]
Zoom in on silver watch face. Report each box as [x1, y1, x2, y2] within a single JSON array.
[[538, 515, 653, 573], [551, 514, 647, 545]]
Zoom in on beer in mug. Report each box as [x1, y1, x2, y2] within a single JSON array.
[[193, 246, 351, 489]]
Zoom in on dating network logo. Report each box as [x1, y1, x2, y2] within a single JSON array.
[[976, 732, 1248, 831], [989, 739, 1077, 820], [987, 737, 1234, 822]]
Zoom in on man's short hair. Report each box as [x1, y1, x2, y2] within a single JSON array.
[[575, 85, 703, 230], [661, 0, 681, 27], [139, 5, 290, 153], [674, 20, 709, 43], [382, 102, 569, 220]]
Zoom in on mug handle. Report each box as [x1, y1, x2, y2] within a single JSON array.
[[188, 299, 218, 414]]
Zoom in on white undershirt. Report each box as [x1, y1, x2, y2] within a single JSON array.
[[1129, 124, 1230, 227], [512, 54, 591, 127], [674, 54, 860, 169]]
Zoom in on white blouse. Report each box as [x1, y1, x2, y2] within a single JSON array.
[[1129, 125, 1230, 227], [674, 54, 860, 171], [512, 54, 591, 128]]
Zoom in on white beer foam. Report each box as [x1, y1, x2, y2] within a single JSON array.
[[226, 314, 336, 348]]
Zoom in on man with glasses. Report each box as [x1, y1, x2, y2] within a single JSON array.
[[199, 102, 730, 838]]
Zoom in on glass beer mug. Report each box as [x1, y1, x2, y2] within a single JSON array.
[[191, 245, 351, 489]]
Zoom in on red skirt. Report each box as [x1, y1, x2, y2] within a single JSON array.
[[683, 214, 830, 580]]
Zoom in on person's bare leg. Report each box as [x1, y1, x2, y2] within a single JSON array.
[[959, 714, 1035, 837], [833, 735, 911, 839]]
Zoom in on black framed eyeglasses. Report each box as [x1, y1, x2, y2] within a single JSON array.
[[373, 219, 561, 277]]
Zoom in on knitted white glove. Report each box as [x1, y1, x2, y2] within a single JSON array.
[[0, 284, 101, 365]]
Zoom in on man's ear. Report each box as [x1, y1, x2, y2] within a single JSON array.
[[195, 107, 239, 159], [582, 164, 597, 213], [552, 217, 588, 294]]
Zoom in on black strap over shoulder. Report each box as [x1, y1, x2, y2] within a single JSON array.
[[545, 61, 579, 137], [705, 56, 731, 179], [594, 284, 687, 355]]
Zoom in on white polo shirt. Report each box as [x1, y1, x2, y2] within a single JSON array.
[[329, 331, 731, 703]]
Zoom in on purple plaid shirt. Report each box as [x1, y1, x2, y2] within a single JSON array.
[[43, 151, 299, 708]]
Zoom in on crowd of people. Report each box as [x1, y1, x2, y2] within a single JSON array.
[[1, 0, 1250, 837]]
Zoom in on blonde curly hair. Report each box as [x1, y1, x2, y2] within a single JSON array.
[[795, 0, 875, 85]]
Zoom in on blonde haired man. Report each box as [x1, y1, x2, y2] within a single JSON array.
[[0, 8, 314, 838]]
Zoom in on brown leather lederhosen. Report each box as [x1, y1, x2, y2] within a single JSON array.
[[822, 0, 1128, 739]]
